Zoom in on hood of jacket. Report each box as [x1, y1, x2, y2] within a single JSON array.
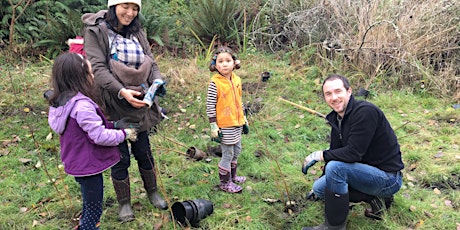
[[82, 10, 107, 26], [48, 92, 97, 135]]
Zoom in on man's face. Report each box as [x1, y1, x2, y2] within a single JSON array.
[[322, 79, 352, 117]]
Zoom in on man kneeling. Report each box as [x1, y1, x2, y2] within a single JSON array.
[[302, 74, 404, 230]]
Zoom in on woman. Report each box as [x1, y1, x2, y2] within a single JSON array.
[[82, 0, 167, 222]]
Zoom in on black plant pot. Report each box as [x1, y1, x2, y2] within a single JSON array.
[[261, 71, 271, 82], [172, 199, 214, 227]]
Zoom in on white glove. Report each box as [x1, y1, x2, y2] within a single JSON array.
[[302, 150, 324, 174], [210, 122, 220, 138], [124, 128, 138, 142]]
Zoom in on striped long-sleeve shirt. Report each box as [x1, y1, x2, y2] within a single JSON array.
[[206, 81, 243, 145]]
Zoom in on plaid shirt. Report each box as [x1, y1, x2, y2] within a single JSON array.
[[108, 29, 145, 68]]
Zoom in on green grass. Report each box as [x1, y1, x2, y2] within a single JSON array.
[[0, 53, 459, 230]]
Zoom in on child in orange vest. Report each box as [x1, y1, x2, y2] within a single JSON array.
[[206, 46, 249, 193]]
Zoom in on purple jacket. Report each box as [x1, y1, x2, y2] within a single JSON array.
[[48, 92, 124, 177]]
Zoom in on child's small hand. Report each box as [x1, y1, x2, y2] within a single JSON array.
[[210, 122, 220, 138], [124, 128, 138, 142]]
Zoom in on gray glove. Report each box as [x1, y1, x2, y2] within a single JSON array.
[[210, 122, 222, 143], [124, 128, 138, 142]]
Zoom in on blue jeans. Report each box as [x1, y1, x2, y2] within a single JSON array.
[[312, 161, 403, 198], [75, 174, 103, 230]]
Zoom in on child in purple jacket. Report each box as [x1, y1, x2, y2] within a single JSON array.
[[47, 52, 137, 229]]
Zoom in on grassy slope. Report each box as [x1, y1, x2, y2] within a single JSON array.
[[0, 52, 459, 230]]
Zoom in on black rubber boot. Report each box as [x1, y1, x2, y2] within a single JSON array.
[[302, 189, 348, 230], [348, 187, 393, 220], [139, 167, 168, 210], [112, 177, 135, 222]]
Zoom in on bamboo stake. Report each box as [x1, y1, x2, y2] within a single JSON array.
[[278, 97, 327, 118]]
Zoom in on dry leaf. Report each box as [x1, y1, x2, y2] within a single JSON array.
[[407, 163, 418, 171], [46, 132, 53, 140], [18, 158, 32, 164], [24, 107, 30, 113], [433, 188, 441, 195], [433, 151, 444, 158], [406, 173, 417, 182], [263, 198, 278, 203], [295, 124, 301, 129], [32, 220, 39, 227], [415, 219, 424, 228], [424, 211, 434, 218], [246, 215, 252, 222], [222, 203, 232, 208], [19, 207, 28, 213], [409, 205, 417, 212]]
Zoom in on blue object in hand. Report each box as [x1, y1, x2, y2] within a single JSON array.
[[143, 79, 166, 108]]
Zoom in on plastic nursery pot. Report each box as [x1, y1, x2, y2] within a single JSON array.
[[171, 199, 214, 227], [261, 71, 271, 82], [186, 146, 207, 160]]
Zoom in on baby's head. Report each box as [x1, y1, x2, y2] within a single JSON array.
[[209, 46, 241, 72]]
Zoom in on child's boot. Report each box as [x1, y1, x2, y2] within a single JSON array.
[[218, 165, 242, 193], [231, 162, 246, 183]]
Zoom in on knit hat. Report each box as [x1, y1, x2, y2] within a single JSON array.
[[108, 0, 141, 10]]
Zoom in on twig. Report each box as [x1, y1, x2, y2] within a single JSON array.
[[163, 136, 189, 149], [156, 146, 189, 157], [359, 20, 400, 50]]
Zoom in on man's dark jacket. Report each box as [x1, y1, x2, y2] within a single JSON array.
[[323, 95, 404, 173]]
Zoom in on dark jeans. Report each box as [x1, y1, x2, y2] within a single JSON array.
[[111, 131, 155, 180], [75, 173, 103, 230]]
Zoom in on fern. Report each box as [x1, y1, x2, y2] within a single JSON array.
[[187, 0, 242, 46]]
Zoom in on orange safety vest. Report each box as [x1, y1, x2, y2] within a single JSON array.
[[211, 73, 245, 128]]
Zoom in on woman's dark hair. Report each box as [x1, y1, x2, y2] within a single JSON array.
[[322, 74, 351, 91], [209, 46, 241, 72], [49, 52, 95, 107], [105, 6, 141, 36]]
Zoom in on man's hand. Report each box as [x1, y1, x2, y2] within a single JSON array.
[[210, 122, 222, 143], [302, 150, 324, 174], [124, 128, 138, 142]]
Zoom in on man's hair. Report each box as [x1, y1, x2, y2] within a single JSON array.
[[322, 74, 351, 91], [105, 6, 141, 35]]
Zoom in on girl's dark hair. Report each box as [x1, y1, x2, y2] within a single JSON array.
[[49, 52, 95, 107], [322, 74, 351, 91], [209, 46, 241, 72], [105, 6, 141, 36]]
